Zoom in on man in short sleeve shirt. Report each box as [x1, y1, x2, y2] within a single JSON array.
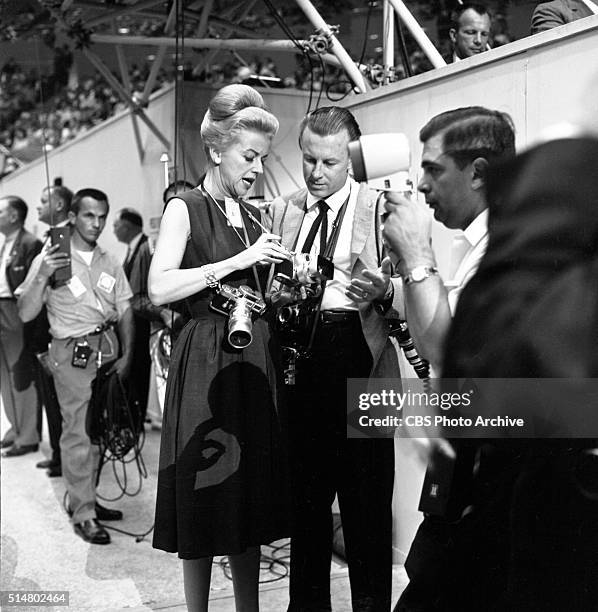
[[18, 188, 134, 545]]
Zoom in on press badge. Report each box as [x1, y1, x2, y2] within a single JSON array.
[[97, 272, 116, 294], [67, 275, 87, 298], [225, 198, 243, 228]]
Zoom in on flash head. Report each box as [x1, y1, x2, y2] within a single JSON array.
[[348, 133, 411, 192]]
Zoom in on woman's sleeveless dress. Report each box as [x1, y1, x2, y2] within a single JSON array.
[[152, 189, 289, 559]]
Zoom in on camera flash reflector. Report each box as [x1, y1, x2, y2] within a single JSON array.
[[349, 133, 411, 192]]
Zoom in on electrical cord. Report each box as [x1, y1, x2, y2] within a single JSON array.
[[214, 541, 291, 584], [357, 1, 375, 69], [261, 0, 315, 113]]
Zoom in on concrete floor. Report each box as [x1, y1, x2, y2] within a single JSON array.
[[1, 416, 408, 611]]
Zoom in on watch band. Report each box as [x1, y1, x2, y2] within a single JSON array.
[[403, 265, 439, 285]]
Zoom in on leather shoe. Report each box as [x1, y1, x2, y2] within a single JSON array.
[[95, 502, 123, 521], [73, 519, 110, 545], [2, 443, 39, 457], [67, 502, 122, 521], [37, 459, 59, 469], [47, 465, 62, 478], [0, 439, 14, 449]]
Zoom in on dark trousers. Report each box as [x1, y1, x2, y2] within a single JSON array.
[[287, 316, 394, 612], [34, 352, 62, 465], [127, 316, 151, 430], [395, 442, 598, 612]]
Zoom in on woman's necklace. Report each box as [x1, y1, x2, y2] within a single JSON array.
[[202, 184, 265, 297], [203, 184, 270, 238]]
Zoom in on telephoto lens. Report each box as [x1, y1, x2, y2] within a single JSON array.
[[228, 298, 254, 348]]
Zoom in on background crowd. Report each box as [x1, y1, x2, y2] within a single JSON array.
[[4, 0, 586, 180]]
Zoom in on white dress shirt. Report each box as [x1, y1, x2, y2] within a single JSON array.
[[446, 209, 488, 314], [0, 229, 19, 298], [125, 231, 143, 265], [297, 176, 359, 311]]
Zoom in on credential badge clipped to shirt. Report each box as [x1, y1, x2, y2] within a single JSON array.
[[224, 198, 243, 228], [97, 272, 116, 294]]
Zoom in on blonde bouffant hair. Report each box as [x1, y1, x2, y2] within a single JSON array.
[[200, 84, 279, 164]]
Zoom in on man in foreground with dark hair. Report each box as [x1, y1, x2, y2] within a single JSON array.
[[449, 3, 492, 62], [18, 188, 134, 545], [0, 195, 42, 457], [270, 106, 400, 611], [382, 107, 516, 611], [440, 76, 598, 610]]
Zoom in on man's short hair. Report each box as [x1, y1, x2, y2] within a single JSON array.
[[118, 207, 143, 228], [420, 106, 515, 168], [49, 185, 73, 213], [162, 180, 195, 205], [451, 3, 491, 29], [298, 106, 361, 144], [4, 196, 28, 224], [71, 188, 109, 214]]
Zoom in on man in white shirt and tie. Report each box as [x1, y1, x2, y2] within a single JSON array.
[[269, 106, 401, 612]]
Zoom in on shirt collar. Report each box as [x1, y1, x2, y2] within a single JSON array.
[[3, 228, 20, 244], [306, 175, 352, 214], [72, 243, 105, 263], [462, 208, 488, 247], [128, 232, 143, 254]]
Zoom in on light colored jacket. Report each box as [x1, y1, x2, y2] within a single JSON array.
[[268, 183, 401, 379]]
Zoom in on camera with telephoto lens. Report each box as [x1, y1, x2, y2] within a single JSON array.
[[209, 284, 266, 349]]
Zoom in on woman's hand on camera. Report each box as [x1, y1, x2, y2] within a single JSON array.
[[236, 233, 291, 268]]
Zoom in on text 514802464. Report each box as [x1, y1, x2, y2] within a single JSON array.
[[0, 591, 69, 607]]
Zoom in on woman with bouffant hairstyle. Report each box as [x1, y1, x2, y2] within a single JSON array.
[[149, 84, 291, 610]]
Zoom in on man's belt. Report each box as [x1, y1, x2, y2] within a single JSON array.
[[89, 322, 115, 336], [319, 310, 360, 324]]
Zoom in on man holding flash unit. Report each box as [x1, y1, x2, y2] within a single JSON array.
[[379, 107, 515, 611]]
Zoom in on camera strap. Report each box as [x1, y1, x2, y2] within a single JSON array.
[[202, 186, 264, 299]]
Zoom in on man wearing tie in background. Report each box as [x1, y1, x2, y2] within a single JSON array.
[[0, 196, 41, 457], [113, 208, 151, 431]]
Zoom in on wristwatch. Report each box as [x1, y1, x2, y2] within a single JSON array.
[[403, 265, 439, 285]]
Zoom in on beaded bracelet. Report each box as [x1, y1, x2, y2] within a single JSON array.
[[202, 264, 221, 290]]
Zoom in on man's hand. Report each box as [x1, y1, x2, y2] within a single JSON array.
[[382, 192, 434, 274], [38, 244, 70, 279], [107, 355, 132, 380], [347, 256, 393, 303]]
